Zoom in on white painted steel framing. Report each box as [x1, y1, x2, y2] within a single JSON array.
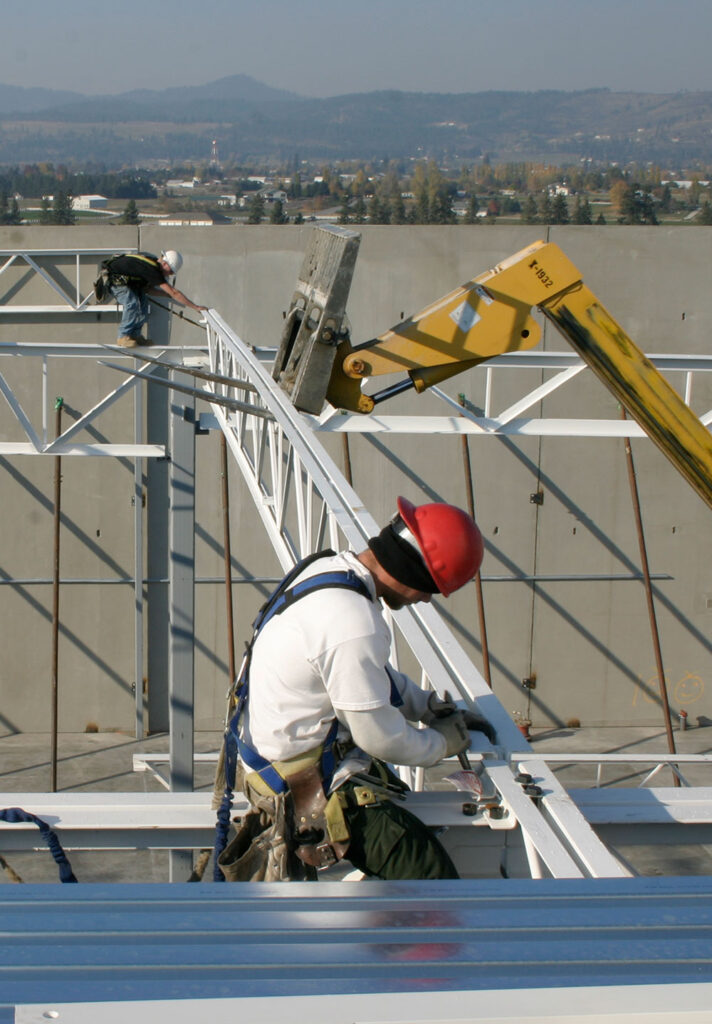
[[5, 781, 712, 853], [1, 344, 710, 458], [0, 788, 515, 852], [517, 752, 712, 788], [0, 342, 198, 457], [0, 247, 136, 314]]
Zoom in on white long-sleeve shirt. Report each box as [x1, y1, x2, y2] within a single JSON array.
[[240, 551, 447, 774]]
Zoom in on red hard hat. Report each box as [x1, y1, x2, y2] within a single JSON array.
[[397, 496, 484, 597]]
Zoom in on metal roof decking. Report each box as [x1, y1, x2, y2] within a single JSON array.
[[2, 877, 712, 1021]]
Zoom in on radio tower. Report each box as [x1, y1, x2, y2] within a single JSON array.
[[210, 139, 221, 170]]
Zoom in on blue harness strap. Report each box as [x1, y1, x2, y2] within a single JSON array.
[[235, 718, 341, 796], [385, 665, 405, 708], [213, 555, 372, 880], [0, 807, 78, 883]]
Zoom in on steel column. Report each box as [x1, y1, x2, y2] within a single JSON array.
[[168, 371, 197, 881]]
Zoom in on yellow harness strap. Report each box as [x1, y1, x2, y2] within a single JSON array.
[[129, 254, 161, 269], [245, 745, 324, 798], [245, 744, 357, 848]]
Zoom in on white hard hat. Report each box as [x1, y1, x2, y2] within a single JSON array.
[[161, 250, 183, 275]]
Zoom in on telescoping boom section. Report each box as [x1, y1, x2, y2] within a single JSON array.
[[325, 239, 712, 512]]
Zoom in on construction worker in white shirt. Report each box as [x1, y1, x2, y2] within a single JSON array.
[[215, 496, 494, 882]]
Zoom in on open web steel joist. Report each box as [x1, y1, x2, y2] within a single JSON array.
[[0, 247, 136, 315]]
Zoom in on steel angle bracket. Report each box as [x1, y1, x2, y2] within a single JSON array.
[[272, 225, 361, 414]]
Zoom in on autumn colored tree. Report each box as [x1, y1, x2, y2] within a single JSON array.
[[609, 180, 628, 216], [411, 163, 430, 223]]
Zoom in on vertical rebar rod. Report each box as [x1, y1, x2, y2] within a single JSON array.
[[50, 397, 63, 792], [341, 433, 353, 487], [459, 399, 492, 687], [220, 432, 236, 685], [621, 409, 678, 778]]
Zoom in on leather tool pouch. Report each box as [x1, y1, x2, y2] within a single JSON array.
[[288, 764, 350, 869], [217, 806, 291, 882], [93, 268, 111, 303]]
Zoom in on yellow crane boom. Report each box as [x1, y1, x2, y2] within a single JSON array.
[[325, 239, 712, 511]]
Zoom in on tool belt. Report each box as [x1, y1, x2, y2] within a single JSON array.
[[286, 763, 350, 868], [93, 268, 111, 303], [217, 803, 292, 882], [107, 273, 146, 291], [245, 747, 357, 871], [218, 741, 401, 881]]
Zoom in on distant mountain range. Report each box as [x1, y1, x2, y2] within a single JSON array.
[[0, 75, 711, 168]]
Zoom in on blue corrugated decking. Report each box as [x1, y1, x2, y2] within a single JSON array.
[[2, 876, 712, 1010]]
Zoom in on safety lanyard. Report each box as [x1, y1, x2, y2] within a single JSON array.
[[0, 807, 77, 883]]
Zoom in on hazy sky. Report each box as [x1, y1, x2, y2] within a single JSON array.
[[2, 0, 711, 97]]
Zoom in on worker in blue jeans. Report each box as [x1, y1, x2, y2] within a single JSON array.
[[101, 250, 208, 347]]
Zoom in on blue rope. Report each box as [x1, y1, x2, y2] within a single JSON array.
[[0, 806, 77, 883]]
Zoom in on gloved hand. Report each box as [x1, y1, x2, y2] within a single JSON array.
[[461, 709, 497, 743], [429, 712, 470, 758], [427, 692, 497, 743]]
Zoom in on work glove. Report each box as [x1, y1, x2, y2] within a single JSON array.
[[461, 710, 497, 743], [429, 712, 470, 758], [427, 692, 497, 743]]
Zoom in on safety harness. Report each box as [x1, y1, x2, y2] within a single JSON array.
[[94, 253, 163, 301], [212, 550, 374, 880]]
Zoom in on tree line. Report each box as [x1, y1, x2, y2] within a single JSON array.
[[0, 191, 142, 225], [2, 158, 712, 227], [0, 165, 156, 201]]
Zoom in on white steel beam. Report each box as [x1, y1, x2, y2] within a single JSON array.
[[0, 443, 164, 457], [15, 984, 712, 1024]]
